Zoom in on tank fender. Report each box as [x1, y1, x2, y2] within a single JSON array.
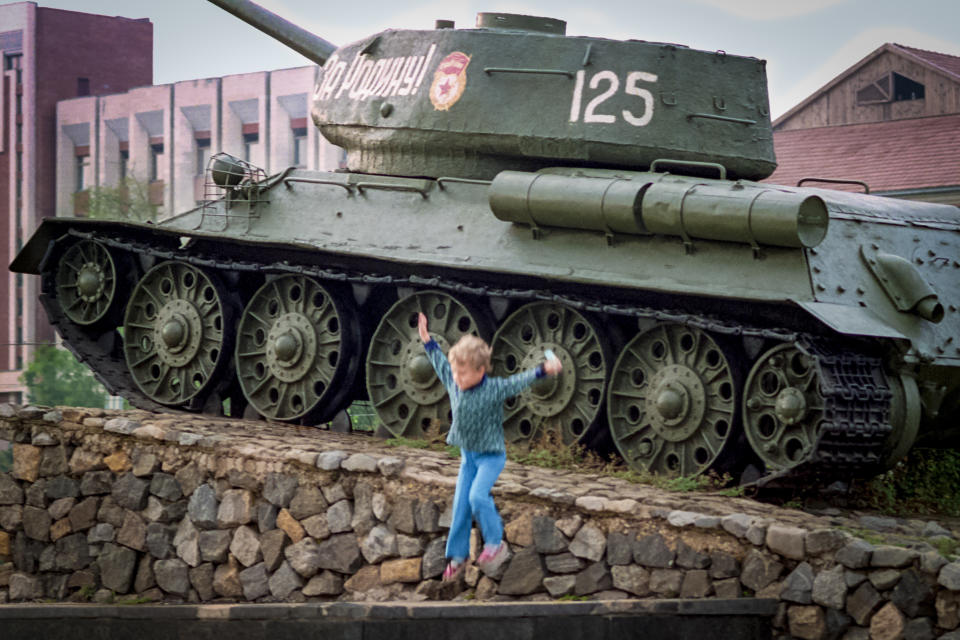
[[793, 301, 908, 340], [861, 245, 945, 323]]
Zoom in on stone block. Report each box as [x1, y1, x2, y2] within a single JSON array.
[[741, 549, 783, 592], [239, 562, 269, 600], [633, 533, 675, 568], [69, 448, 105, 475], [788, 605, 826, 640], [0, 504, 23, 531], [189, 563, 215, 601], [112, 473, 149, 511], [9, 572, 44, 601], [543, 574, 576, 597], [505, 513, 535, 547], [173, 517, 200, 567], [81, 470, 113, 496], [50, 516, 72, 541], [116, 510, 146, 551], [103, 450, 131, 474], [174, 462, 205, 497], [397, 533, 423, 558], [12, 444, 41, 482], [289, 485, 328, 520], [870, 602, 905, 640], [269, 560, 304, 599], [187, 484, 219, 529], [68, 496, 99, 531], [344, 565, 381, 592], [213, 560, 243, 598], [680, 569, 711, 598], [891, 569, 932, 618], [303, 570, 343, 596], [0, 474, 24, 504], [782, 562, 815, 604], [649, 569, 683, 597], [836, 539, 873, 569], [812, 564, 846, 610], [381, 557, 422, 584], [714, 577, 741, 599], [199, 529, 232, 564], [134, 554, 156, 593], [422, 537, 446, 580], [54, 532, 90, 571], [414, 500, 440, 533], [315, 533, 363, 574], [276, 508, 306, 543], [388, 496, 417, 534], [342, 453, 378, 472], [264, 473, 298, 508], [499, 547, 545, 595], [361, 524, 397, 564], [935, 591, 960, 630], [98, 543, 137, 593], [605, 531, 633, 566], [327, 499, 354, 534], [766, 524, 806, 560], [871, 546, 919, 568], [130, 451, 159, 477], [545, 551, 584, 574], [261, 528, 289, 571], [230, 525, 262, 567], [847, 581, 883, 626], [149, 473, 183, 502], [22, 505, 51, 541], [569, 524, 606, 562], [217, 489, 254, 527], [610, 565, 650, 596]]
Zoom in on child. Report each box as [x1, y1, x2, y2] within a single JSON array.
[[417, 312, 562, 581]]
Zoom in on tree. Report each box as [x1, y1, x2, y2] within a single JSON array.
[[79, 176, 158, 222], [20, 345, 107, 408]]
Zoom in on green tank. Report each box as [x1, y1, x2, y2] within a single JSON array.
[[10, 0, 960, 485]]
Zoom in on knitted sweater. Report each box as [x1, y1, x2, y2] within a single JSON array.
[[424, 339, 545, 453]]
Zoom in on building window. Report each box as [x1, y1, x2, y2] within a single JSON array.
[[196, 138, 212, 175], [292, 128, 307, 167], [119, 150, 129, 181], [77, 77, 90, 97], [856, 72, 925, 105], [149, 143, 164, 182], [75, 155, 90, 192], [243, 132, 259, 163]]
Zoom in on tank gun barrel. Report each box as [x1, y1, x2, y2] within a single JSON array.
[[206, 0, 336, 66]]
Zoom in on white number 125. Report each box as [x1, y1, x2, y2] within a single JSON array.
[[569, 70, 658, 126]]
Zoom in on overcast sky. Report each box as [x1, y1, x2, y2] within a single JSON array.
[[26, 0, 960, 119]]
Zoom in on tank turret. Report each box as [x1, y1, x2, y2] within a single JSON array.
[[211, 0, 775, 180]]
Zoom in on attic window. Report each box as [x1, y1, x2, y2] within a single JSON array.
[[857, 72, 925, 105]]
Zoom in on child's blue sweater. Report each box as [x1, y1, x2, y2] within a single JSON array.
[[424, 339, 545, 453]]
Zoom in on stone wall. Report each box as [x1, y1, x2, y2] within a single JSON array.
[[2, 403, 960, 640]]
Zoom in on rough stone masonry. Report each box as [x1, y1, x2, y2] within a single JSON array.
[[3, 403, 960, 640]]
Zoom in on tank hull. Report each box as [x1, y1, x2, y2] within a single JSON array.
[[12, 167, 960, 483]]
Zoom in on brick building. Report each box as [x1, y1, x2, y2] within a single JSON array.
[[55, 65, 344, 218], [0, 2, 152, 403], [768, 43, 960, 206]]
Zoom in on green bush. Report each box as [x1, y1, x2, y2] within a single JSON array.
[[854, 448, 960, 516]]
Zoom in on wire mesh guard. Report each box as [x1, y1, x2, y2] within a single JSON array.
[[199, 152, 270, 229]]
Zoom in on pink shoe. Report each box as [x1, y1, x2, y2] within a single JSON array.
[[477, 542, 507, 568], [442, 561, 464, 582]]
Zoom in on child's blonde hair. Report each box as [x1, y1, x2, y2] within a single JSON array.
[[448, 334, 492, 371]]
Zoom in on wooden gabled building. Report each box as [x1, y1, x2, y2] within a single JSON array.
[[767, 44, 960, 206]]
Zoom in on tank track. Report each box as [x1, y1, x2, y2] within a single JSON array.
[[43, 229, 894, 481], [753, 338, 894, 488]]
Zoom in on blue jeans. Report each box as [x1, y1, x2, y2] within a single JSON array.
[[445, 449, 506, 561]]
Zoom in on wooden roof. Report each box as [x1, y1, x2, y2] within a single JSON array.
[[765, 114, 960, 193], [773, 43, 960, 129]]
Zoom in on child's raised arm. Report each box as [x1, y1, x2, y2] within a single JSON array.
[[418, 312, 430, 343]]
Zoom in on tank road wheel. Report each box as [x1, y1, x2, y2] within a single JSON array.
[[55, 240, 122, 327], [607, 324, 738, 476], [491, 302, 608, 446], [366, 291, 491, 438], [742, 344, 825, 472], [123, 261, 234, 409], [234, 275, 361, 423]]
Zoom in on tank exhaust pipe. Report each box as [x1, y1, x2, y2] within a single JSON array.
[[206, 0, 337, 66], [489, 170, 829, 250]]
